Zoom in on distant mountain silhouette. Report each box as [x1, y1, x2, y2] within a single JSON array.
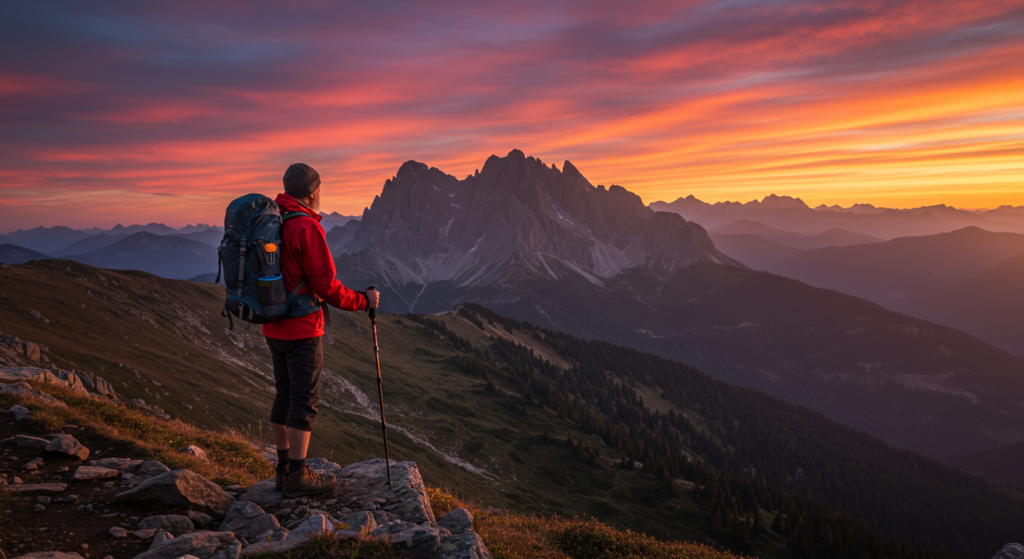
[[319, 212, 360, 232], [893, 253, 1024, 358], [712, 219, 884, 249], [0, 244, 51, 264], [768, 227, 1024, 306], [652, 195, 1024, 239], [71, 231, 218, 280], [77, 222, 178, 236], [169, 227, 223, 247], [708, 233, 803, 270], [4, 226, 92, 253], [328, 151, 1024, 459], [50, 232, 131, 256]]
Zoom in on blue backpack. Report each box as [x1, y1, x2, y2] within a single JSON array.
[[215, 193, 322, 330]]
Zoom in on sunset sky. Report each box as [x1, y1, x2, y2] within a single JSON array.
[[1, 1, 1022, 231]]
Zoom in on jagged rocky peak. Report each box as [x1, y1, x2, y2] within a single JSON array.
[[336, 149, 739, 287]]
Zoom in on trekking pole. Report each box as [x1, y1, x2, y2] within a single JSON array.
[[367, 286, 392, 488]]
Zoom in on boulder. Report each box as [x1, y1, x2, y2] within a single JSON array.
[[187, 511, 213, 527], [7, 404, 31, 420], [235, 479, 283, 509], [994, 544, 1024, 559], [4, 483, 67, 495], [0, 366, 57, 383], [317, 458, 436, 524], [12, 548, 83, 552], [3, 434, 49, 448], [209, 541, 241, 559], [288, 514, 333, 541], [45, 434, 90, 460], [64, 373, 90, 396], [438, 508, 474, 534], [89, 458, 143, 471], [336, 511, 377, 533], [129, 531, 237, 559], [93, 376, 117, 399], [109, 527, 128, 538], [240, 539, 309, 557], [178, 445, 209, 461], [390, 525, 442, 559], [149, 530, 174, 549], [138, 514, 195, 534], [23, 457, 44, 470], [440, 532, 493, 559], [0, 382, 65, 407], [115, 470, 236, 516], [72, 466, 119, 482], [139, 461, 171, 475], [218, 501, 280, 540]]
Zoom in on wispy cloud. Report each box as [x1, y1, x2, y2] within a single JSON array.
[[0, 0, 1022, 229]]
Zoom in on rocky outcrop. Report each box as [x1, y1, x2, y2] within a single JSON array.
[[218, 501, 281, 540], [115, 470, 236, 516], [994, 543, 1024, 559], [129, 531, 237, 559], [45, 434, 90, 460]]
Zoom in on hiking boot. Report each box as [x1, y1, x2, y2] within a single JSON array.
[[282, 466, 336, 498], [275, 465, 288, 492]]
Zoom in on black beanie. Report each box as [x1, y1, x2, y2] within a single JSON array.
[[283, 163, 321, 198]]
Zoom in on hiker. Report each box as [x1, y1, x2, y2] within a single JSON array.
[[264, 163, 380, 498]]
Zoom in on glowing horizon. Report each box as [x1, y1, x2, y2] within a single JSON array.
[[1, 1, 1022, 231]]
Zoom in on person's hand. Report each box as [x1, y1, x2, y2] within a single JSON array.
[[365, 287, 380, 309]]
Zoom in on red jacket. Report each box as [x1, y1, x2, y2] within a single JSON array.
[[262, 193, 367, 340]]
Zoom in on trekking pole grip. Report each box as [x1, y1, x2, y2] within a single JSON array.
[[367, 285, 377, 320]]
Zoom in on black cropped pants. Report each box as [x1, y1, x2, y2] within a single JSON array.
[[267, 336, 322, 432]]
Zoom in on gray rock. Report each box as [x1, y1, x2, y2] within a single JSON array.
[[139, 514, 195, 534], [390, 526, 441, 559], [72, 466, 119, 481], [239, 539, 308, 557], [994, 544, 1024, 559], [218, 501, 280, 541], [440, 532, 493, 559], [23, 457, 44, 470], [3, 434, 49, 448], [134, 529, 159, 539], [7, 404, 31, 420], [287, 514, 332, 541], [336, 511, 377, 533], [209, 541, 241, 559], [54, 494, 79, 503], [5, 483, 67, 495], [115, 470, 236, 516], [44, 434, 90, 460], [187, 510, 213, 527], [93, 376, 117, 400], [130, 531, 237, 559], [149, 530, 174, 549], [64, 373, 89, 396], [34, 504, 45, 512], [38, 496, 51, 504], [235, 478, 283, 509], [438, 508, 475, 535], [372, 520, 421, 538], [88, 458, 143, 471], [178, 445, 208, 461], [0, 366, 57, 383], [318, 458, 436, 524], [0, 382, 65, 407], [109, 527, 128, 538], [138, 461, 170, 475], [12, 548, 83, 552]]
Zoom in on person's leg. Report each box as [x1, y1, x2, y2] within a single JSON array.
[[266, 338, 293, 483], [282, 335, 334, 497]]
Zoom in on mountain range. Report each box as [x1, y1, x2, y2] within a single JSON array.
[[892, 253, 1024, 358], [767, 227, 1024, 307], [325, 150, 1024, 462], [652, 195, 1024, 239]]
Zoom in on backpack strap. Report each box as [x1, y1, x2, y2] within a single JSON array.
[[281, 211, 311, 222], [237, 235, 247, 295], [214, 246, 222, 285]]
